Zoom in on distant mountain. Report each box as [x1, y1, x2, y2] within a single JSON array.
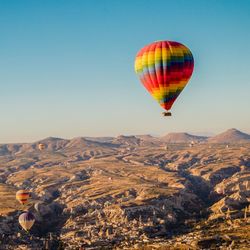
[[1, 129, 249, 156], [112, 135, 141, 146], [32, 137, 70, 151], [135, 134, 164, 147], [161, 132, 208, 143], [66, 137, 116, 149], [135, 134, 155, 140], [84, 137, 114, 143], [0, 143, 24, 156], [0, 137, 70, 156], [136, 134, 161, 142], [208, 128, 250, 143]]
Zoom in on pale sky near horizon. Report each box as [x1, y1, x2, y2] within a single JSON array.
[[1, 0, 250, 143]]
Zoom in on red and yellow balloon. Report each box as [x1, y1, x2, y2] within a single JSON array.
[[16, 190, 30, 205], [135, 41, 194, 115]]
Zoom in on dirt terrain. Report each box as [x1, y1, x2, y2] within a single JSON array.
[[0, 129, 249, 249]]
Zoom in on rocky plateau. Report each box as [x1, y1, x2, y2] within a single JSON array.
[[0, 129, 249, 249]]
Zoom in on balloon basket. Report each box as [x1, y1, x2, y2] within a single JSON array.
[[163, 112, 172, 117]]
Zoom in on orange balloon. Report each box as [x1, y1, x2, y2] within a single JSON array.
[[16, 190, 30, 205], [38, 143, 45, 150]]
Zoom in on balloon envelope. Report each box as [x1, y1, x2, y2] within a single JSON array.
[[135, 41, 194, 111], [16, 190, 30, 205], [19, 212, 35, 231], [38, 143, 45, 150]]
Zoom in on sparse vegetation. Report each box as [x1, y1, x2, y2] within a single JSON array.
[[0, 133, 249, 249]]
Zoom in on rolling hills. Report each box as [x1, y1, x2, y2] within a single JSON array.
[[0, 129, 249, 249]]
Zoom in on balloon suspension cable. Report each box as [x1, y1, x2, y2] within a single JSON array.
[[162, 111, 172, 117]]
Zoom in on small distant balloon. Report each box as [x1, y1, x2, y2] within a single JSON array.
[[19, 212, 35, 231], [38, 143, 45, 151], [16, 190, 30, 205]]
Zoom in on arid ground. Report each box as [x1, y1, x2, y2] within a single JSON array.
[[0, 129, 250, 249]]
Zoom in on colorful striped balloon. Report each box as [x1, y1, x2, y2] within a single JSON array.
[[16, 190, 30, 205], [19, 212, 35, 231], [135, 41, 194, 113]]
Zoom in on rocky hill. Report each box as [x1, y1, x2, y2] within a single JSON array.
[[208, 128, 250, 143], [0, 130, 249, 249], [161, 132, 208, 143]]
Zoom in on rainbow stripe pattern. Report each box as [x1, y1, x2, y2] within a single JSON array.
[[135, 41, 194, 111], [16, 190, 30, 205]]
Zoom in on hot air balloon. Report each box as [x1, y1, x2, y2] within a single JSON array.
[[38, 143, 45, 151], [16, 190, 30, 205], [135, 41, 194, 116], [19, 212, 35, 231]]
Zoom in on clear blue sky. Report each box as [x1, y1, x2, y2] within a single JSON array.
[[1, 0, 250, 142]]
